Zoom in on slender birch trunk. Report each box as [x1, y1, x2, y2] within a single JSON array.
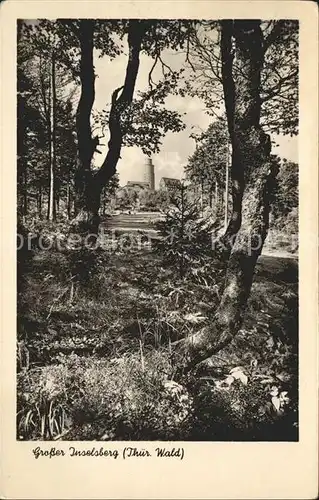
[[48, 52, 57, 221]]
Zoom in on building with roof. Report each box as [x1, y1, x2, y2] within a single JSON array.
[[159, 177, 182, 192]]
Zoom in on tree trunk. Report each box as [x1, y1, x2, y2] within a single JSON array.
[[219, 21, 245, 248], [23, 162, 28, 216], [37, 184, 42, 218], [179, 183, 186, 279], [209, 184, 213, 208], [173, 20, 278, 368], [214, 181, 218, 212], [72, 20, 97, 233], [17, 109, 27, 217], [56, 192, 60, 214], [67, 178, 71, 220], [72, 20, 146, 238], [200, 178, 204, 215], [102, 188, 106, 216], [224, 150, 229, 231], [48, 52, 57, 222], [17, 20, 28, 218]]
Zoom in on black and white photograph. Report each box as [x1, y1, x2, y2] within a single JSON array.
[[16, 17, 301, 443]]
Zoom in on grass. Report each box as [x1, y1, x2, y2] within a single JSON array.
[[17, 227, 298, 441]]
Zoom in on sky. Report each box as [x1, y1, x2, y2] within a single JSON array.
[[92, 44, 298, 188]]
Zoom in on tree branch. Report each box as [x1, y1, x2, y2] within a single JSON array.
[[261, 70, 298, 102], [263, 20, 286, 54], [148, 55, 159, 90], [158, 54, 173, 76], [186, 34, 196, 72]]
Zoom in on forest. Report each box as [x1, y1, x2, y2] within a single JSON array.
[[17, 19, 299, 441]]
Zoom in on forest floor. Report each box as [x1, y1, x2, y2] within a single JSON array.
[[17, 237, 298, 442]]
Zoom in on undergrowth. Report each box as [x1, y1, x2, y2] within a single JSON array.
[[17, 221, 298, 441]]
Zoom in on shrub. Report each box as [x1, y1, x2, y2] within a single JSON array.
[[154, 182, 215, 278], [190, 365, 298, 441], [17, 351, 194, 441]]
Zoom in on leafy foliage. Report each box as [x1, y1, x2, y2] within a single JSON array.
[[17, 21, 78, 219], [260, 21, 299, 135], [138, 189, 169, 211], [185, 116, 229, 218], [272, 159, 298, 224], [184, 20, 299, 136], [186, 117, 229, 185], [94, 69, 187, 156]]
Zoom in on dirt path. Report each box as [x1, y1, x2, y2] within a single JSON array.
[[256, 254, 298, 284], [103, 213, 298, 272]]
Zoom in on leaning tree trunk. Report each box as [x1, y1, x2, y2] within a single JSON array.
[[72, 20, 146, 240], [174, 20, 278, 368]]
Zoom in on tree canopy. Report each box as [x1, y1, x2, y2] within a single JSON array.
[[184, 20, 298, 136]]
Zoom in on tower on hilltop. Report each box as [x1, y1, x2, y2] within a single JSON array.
[[142, 157, 155, 190]]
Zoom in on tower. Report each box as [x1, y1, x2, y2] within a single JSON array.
[[142, 157, 155, 190]]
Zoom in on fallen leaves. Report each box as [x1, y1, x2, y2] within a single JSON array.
[[214, 366, 249, 390], [269, 386, 290, 413]]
